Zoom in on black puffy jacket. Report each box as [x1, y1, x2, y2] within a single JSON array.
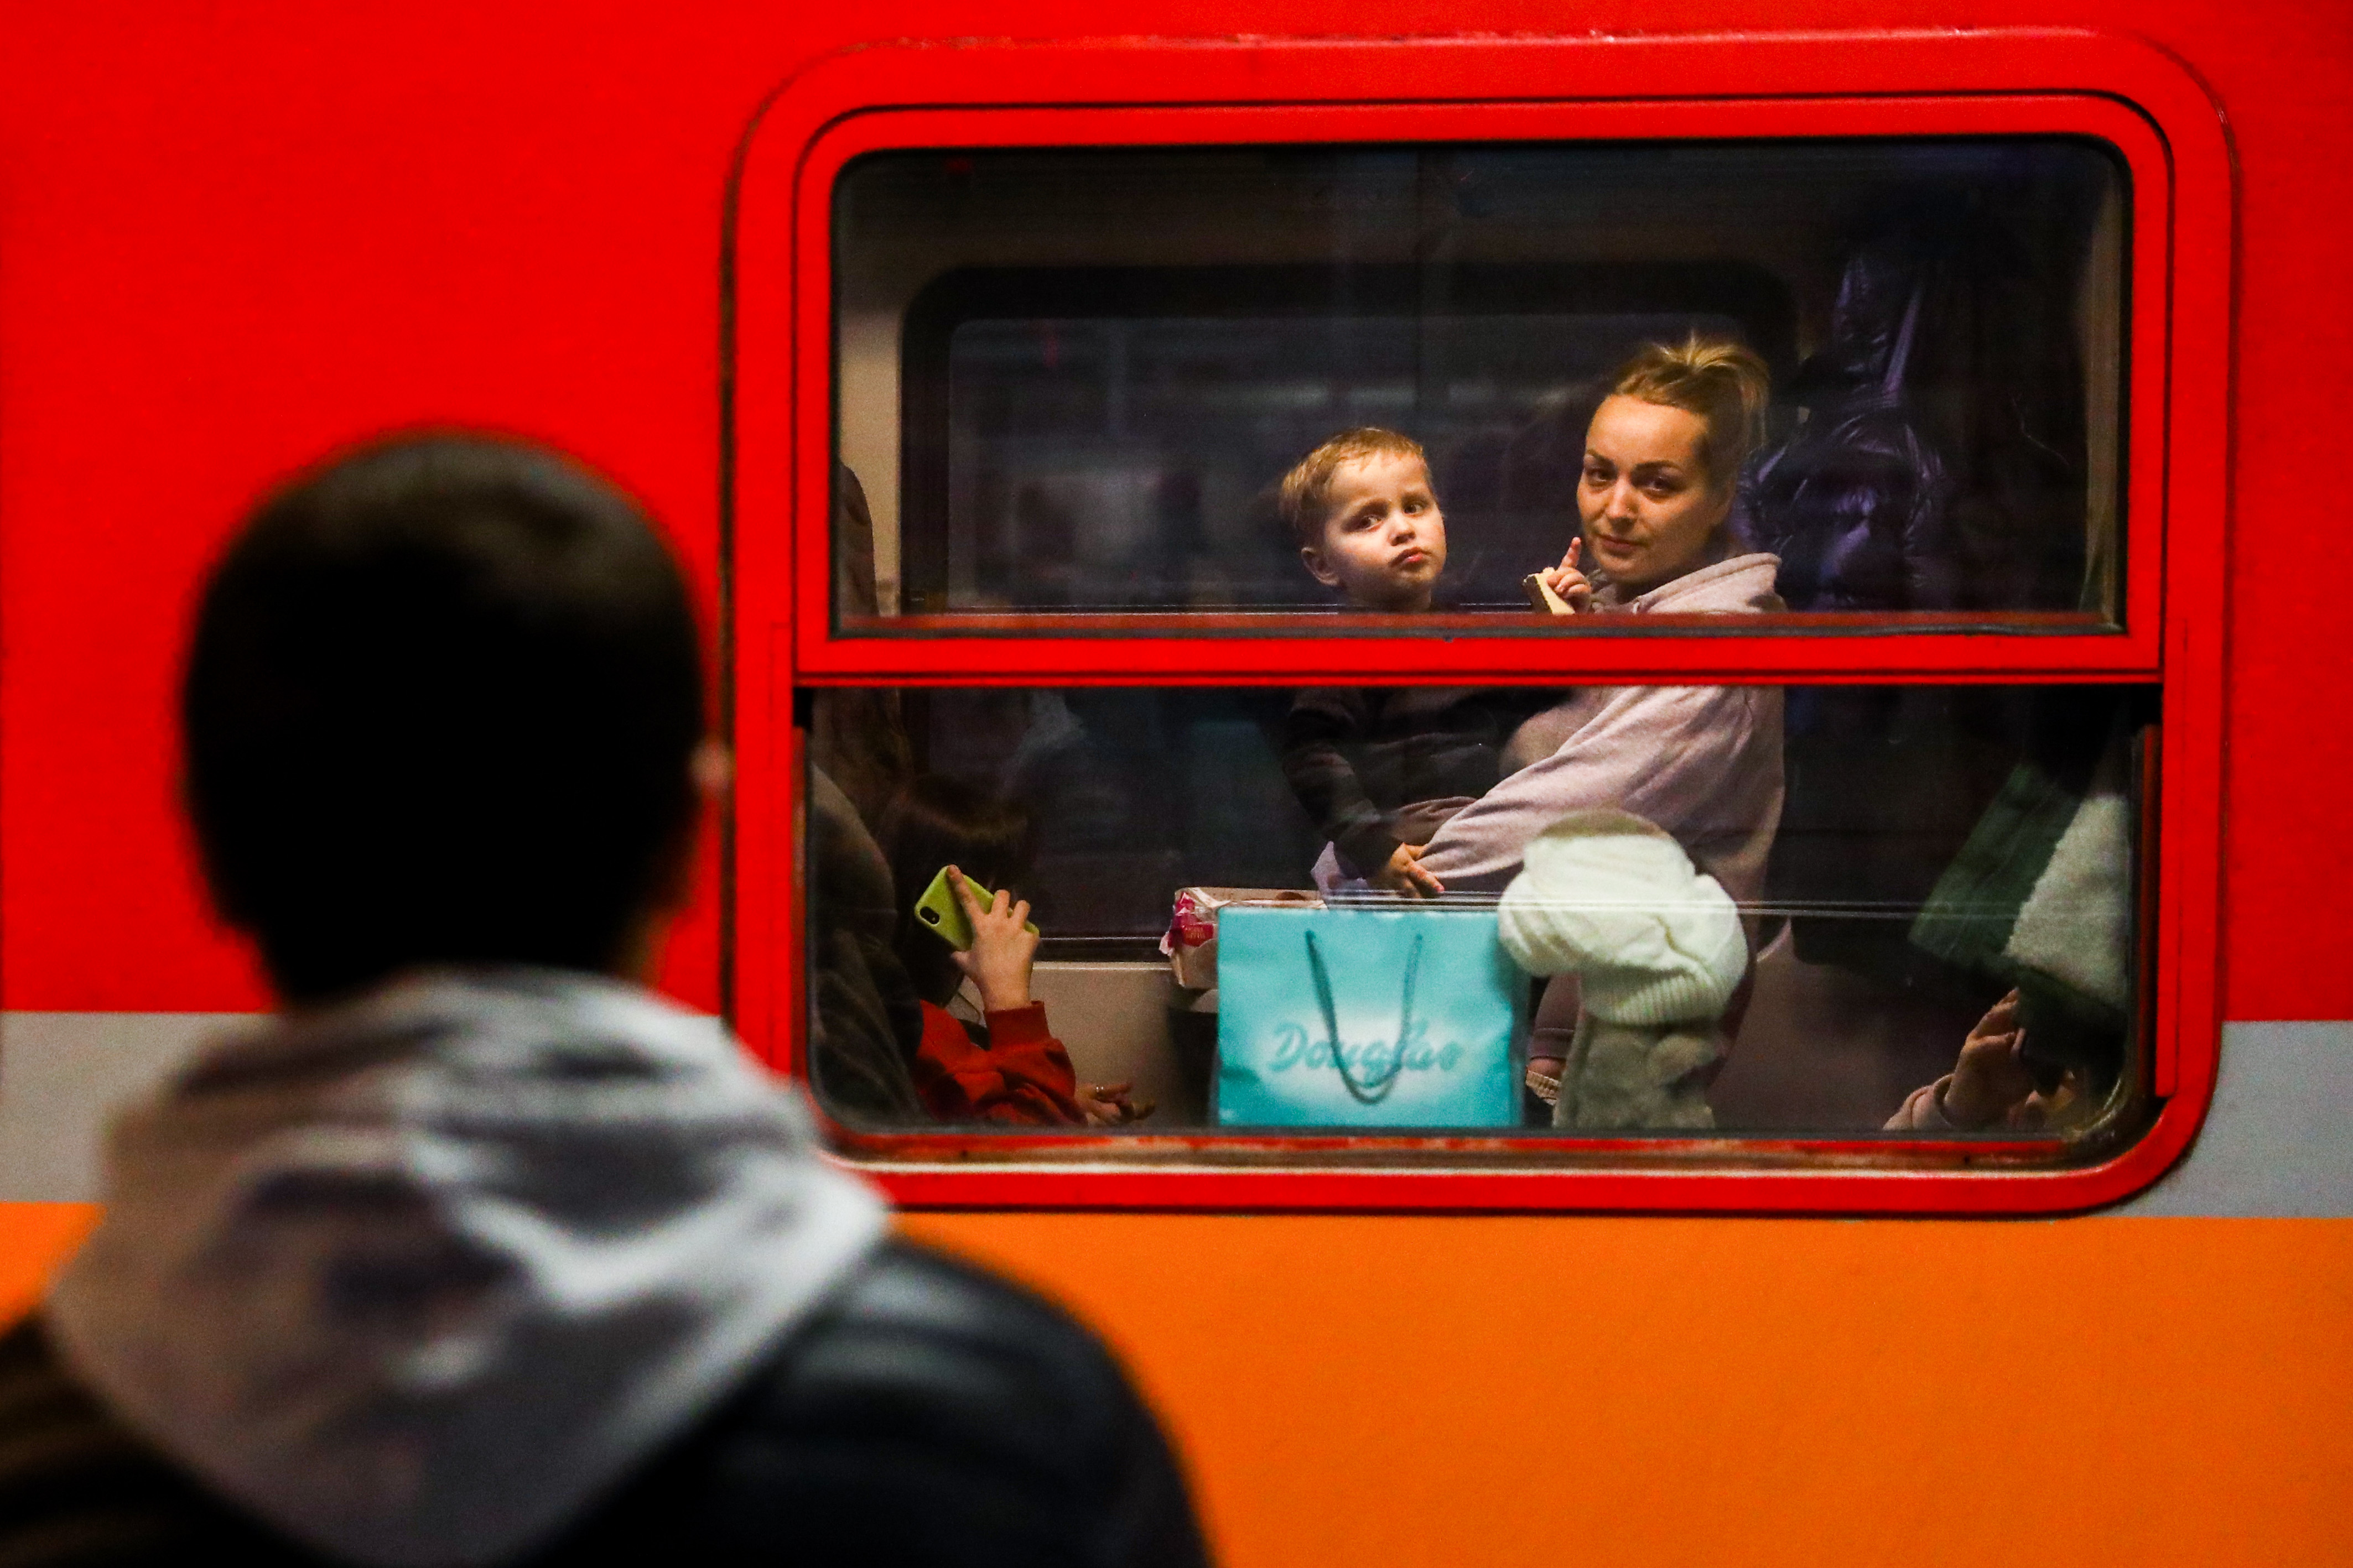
[[0, 1239, 1210, 1568]]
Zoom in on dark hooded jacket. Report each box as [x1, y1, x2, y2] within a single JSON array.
[[0, 1242, 1206, 1568], [0, 971, 1206, 1568]]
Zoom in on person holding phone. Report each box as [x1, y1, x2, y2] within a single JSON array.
[[878, 775, 1146, 1126]]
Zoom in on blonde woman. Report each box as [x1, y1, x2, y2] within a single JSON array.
[[1418, 334, 1783, 899], [1415, 335, 1785, 1115], [1533, 332, 1775, 617]]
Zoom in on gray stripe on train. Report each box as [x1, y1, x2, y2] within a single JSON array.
[[0, 1012, 242, 1202], [3, 1014, 2348, 1213], [2107, 1021, 2353, 1217]]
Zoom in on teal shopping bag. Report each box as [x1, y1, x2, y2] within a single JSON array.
[[1215, 903, 1525, 1128]]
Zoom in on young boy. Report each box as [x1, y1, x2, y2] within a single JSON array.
[[3, 435, 1205, 1568], [1277, 428, 1540, 896], [1287, 425, 1451, 613]]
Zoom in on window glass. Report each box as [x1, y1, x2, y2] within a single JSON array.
[[803, 681, 2149, 1148], [834, 139, 2125, 629]]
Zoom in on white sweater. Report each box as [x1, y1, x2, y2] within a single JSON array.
[[1416, 552, 1786, 908]]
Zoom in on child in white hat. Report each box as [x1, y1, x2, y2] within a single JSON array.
[[1498, 809, 1749, 1128]]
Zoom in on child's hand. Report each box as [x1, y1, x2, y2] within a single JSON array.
[[1080, 1080, 1156, 1126], [1525, 1055, 1565, 1108], [1539, 539, 1594, 614], [1940, 988, 2037, 1129], [948, 866, 1039, 1013], [1373, 842, 1446, 899]]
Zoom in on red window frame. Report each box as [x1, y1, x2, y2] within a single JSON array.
[[728, 29, 2232, 1215]]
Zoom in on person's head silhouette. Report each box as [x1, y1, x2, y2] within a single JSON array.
[[182, 434, 708, 999]]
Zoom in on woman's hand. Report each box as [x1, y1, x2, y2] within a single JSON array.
[[1539, 538, 1594, 614], [1372, 841, 1445, 899], [1940, 988, 2036, 1129], [948, 866, 1039, 1013]]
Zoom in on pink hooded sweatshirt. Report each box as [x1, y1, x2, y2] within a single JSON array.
[[1416, 552, 1785, 907]]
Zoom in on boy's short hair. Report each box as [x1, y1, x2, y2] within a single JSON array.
[[874, 774, 1036, 920], [1278, 428, 1427, 551], [183, 434, 705, 1002]]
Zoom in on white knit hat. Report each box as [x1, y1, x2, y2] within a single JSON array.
[[1497, 809, 1748, 1025]]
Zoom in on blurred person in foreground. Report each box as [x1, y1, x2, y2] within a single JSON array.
[[0, 435, 1208, 1568]]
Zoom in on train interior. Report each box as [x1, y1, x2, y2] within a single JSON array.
[[814, 137, 2146, 1142]]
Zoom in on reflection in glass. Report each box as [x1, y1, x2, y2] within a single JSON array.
[[836, 140, 2125, 628], [802, 683, 2149, 1146]]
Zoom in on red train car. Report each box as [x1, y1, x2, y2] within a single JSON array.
[[2, 4, 2348, 1564]]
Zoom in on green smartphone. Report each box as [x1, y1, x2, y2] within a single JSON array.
[[912, 866, 1039, 951]]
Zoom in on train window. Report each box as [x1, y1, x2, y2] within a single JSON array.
[[734, 34, 2231, 1209], [834, 140, 2126, 634], [804, 681, 2152, 1151]]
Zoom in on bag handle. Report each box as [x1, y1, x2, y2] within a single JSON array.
[[1304, 929, 1424, 1105]]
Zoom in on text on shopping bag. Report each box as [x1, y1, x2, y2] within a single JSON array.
[[1216, 904, 1524, 1128]]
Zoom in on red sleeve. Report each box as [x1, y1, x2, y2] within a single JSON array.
[[912, 1001, 1085, 1125]]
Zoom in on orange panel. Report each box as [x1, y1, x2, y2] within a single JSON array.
[[8, 1201, 2346, 1565], [0, 1205, 98, 1325], [904, 1211, 2353, 1568]]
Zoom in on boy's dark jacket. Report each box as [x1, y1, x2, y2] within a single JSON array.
[[1281, 685, 1543, 878], [1, 971, 1204, 1568], [0, 1241, 1206, 1568]]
